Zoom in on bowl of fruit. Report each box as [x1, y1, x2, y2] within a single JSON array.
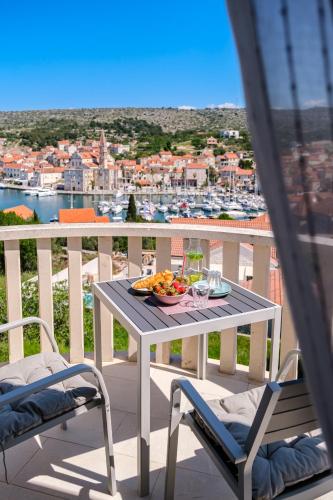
[[152, 276, 189, 305]]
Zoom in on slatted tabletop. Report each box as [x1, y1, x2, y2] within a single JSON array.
[[98, 277, 275, 334]]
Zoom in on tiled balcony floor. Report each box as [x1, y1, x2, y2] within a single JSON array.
[[0, 357, 331, 500]]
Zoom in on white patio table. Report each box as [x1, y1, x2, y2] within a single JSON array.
[[92, 276, 281, 497]]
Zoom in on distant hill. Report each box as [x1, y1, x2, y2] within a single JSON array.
[[0, 107, 248, 133]]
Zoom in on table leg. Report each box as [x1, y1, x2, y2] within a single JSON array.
[[94, 296, 102, 372], [269, 307, 282, 381], [137, 337, 150, 496], [197, 334, 207, 380]]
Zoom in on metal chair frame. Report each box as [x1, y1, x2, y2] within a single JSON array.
[[0, 317, 116, 496], [165, 350, 333, 500]]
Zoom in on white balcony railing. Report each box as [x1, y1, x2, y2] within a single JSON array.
[[0, 222, 298, 382]]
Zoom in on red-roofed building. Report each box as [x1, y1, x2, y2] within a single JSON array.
[[219, 165, 255, 183], [185, 163, 208, 187], [160, 151, 173, 161], [31, 167, 64, 187], [58, 208, 109, 224], [207, 136, 218, 146], [58, 140, 70, 151], [3, 205, 34, 220], [3, 164, 34, 181], [218, 152, 240, 168]]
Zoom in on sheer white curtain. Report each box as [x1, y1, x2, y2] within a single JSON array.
[[227, 0, 333, 464]]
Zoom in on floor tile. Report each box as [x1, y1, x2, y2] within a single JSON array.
[[0, 483, 61, 499], [0, 436, 46, 483], [13, 437, 161, 499], [41, 408, 127, 449], [114, 414, 220, 477], [152, 466, 236, 500]]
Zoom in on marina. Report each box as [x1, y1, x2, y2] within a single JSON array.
[[0, 186, 266, 223]]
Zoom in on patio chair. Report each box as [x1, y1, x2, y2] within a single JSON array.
[[0, 317, 116, 496], [165, 350, 333, 500]]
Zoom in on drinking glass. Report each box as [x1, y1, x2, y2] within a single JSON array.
[[192, 281, 210, 308], [207, 270, 222, 291]]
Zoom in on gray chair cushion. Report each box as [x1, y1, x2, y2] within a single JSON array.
[[194, 386, 330, 500], [0, 352, 98, 445]]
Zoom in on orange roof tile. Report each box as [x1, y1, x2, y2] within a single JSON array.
[[95, 215, 110, 222], [237, 167, 255, 176], [3, 205, 34, 220], [224, 152, 239, 159], [58, 208, 108, 224]]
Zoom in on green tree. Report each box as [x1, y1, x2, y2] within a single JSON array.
[[218, 212, 234, 220], [213, 147, 226, 156], [239, 159, 253, 169], [191, 136, 205, 149], [126, 194, 138, 222], [0, 211, 41, 273], [208, 166, 218, 183]]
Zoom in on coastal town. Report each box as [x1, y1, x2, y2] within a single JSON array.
[[0, 128, 254, 191], [0, 126, 265, 222]]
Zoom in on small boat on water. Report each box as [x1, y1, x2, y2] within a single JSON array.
[[115, 190, 124, 199], [49, 215, 59, 223], [24, 189, 39, 196], [179, 202, 189, 212], [0, 183, 6, 189], [202, 203, 213, 212], [37, 188, 56, 197], [112, 204, 123, 214], [157, 204, 168, 213], [98, 201, 111, 214], [142, 213, 154, 222], [169, 204, 179, 214], [182, 209, 192, 218], [192, 210, 205, 218]]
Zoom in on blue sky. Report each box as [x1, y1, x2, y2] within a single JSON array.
[[0, 0, 243, 111]]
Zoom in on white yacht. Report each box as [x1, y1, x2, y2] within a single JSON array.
[[202, 203, 213, 212], [157, 204, 168, 213], [24, 189, 39, 196], [169, 204, 179, 214], [37, 189, 56, 197], [112, 204, 123, 215], [142, 213, 153, 222], [98, 201, 111, 214]]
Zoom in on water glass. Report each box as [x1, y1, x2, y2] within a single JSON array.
[[192, 281, 210, 308], [207, 270, 222, 291]]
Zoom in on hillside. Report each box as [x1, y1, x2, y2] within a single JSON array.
[[0, 107, 247, 133]]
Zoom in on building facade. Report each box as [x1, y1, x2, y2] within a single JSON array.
[[64, 153, 93, 191], [93, 130, 118, 190]]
